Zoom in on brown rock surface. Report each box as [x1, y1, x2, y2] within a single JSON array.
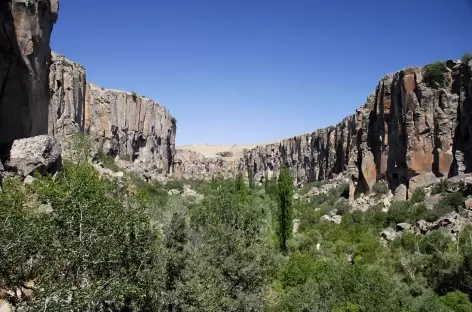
[[48, 54, 176, 173], [176, 60, 472, 199], [0, 0, 59, 143]]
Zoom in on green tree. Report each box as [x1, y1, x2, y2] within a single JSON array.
[[164, 212, 188, 312], [235, 171, 247, 193], [423, 62, 446, 89], [440, 291, 472, 312], [248, 167, 255, 189], [69, 132, 93, 164], [277, 165, 293, 254], [265, 173, 278, 197]]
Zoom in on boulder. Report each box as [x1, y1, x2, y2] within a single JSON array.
[[306, 187, 320, 198], [409, 173, 438, 193], [381, 228, 400, 242], [168, 189, 181, 196], [292, 219, 300, 234], [416, 220, 429, 234], [465, 197, 472, 210], [320, 214, 342, 224], [424, 194, 442, 210], [397, 223, 412, 231], [394, 184, 408, 201], [0, 300, 12, 312], [7, 135, 61, 178]]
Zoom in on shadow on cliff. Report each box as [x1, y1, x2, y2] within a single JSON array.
[[0, 1, 35, 146], [449, 63, 472, 177]]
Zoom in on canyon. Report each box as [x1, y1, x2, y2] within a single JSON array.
[[1, 0, 471, 200]]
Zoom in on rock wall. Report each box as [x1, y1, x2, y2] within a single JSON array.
[[239, 116, 355, 186], [0, 0, 59, 144], [174, 149, 238, 180], [234, 59, 472, 198], [48, 53, 176, 173]]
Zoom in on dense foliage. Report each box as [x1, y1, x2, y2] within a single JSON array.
[[423, 62, 446, 89], [2, 158, 472, 311]]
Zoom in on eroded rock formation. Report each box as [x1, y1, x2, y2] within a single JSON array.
[[0, 0, 59, 143], [176, 59, 472, 199], [48, 54, 177, 173]]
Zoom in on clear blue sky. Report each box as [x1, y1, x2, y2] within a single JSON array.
[[51, 0, 472, 146]]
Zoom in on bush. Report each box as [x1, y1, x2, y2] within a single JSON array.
[[372, 181, 389, 196], [423, 192, 464, 222], [440, 291, 472, 312], [97, 151, 120, 171], [387, 201, 412, 225], [423, 62, 446, 89], [131, 91, 138, 101], [334, 198, 351, 216], [164, 179, 185, 192], [4, 162, 162, 310], [431, 179, 451, 195], [411, 188, 426, 204], [462, 53, 472, 64]]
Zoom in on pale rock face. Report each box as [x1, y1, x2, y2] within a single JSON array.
[[6, 135, 61, 178], [48, 55, 176, 173], [173, 149, 238, 180], [0, 0, 59, 143]]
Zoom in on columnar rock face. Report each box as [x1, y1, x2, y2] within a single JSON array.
[[239, 116, 355, 185], [0, 0, 59, 143], [234, 60, 472, 198], [48, 54, 176, 172]]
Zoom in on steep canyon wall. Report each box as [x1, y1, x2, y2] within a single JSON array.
[[0, 0, 58, 144], [48, 53, 176, 172], [177, 60, 472, 198], [238, 60, 472, 196]]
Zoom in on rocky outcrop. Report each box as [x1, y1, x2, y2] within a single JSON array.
[[232, 59, 472, 199], [5, 135, 61, 178], [173, 149, 237, 180], [0, 0, 59, 144], [239, 116, 355, 186], [48, 54, 176, 173]]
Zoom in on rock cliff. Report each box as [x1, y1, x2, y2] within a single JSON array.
[[177, 59, 472, 199], [238, 60, 472, 198], [0, 0, 59, 144], [48, 53, 176, 172]]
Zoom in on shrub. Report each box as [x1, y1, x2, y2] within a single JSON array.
[[164, 179, 185, 192], [68, 132, 93, 164], [440, 291, 472, 312], [462, 53, 472, 64], [334, 198, 351, 216], [98, 151, 120, 171], [410, 188, 426, 204], [387, 201, 412, 225], [431, 179, 451, 195], [372, 181, 389, 196], [131, 91, 138, 101], [423, 62, 446, 89], [423, 192, 464, 222]]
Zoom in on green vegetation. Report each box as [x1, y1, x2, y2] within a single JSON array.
[[2, 154, 472, 311], [372, 181, 389, 196], [131, 91, 138, 101], [432, 179, 452, 195], [462, 53, 472, 64], [423, 62, 447, 89], [411, 188, 426, 204], [277, 165, 293, 254], [97, 151, 120, 171]]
